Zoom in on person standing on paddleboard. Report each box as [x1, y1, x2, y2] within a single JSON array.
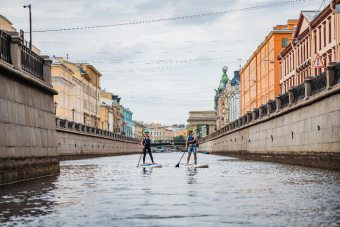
[[141, 130, 154, 165], [185, 128, 197, 165]]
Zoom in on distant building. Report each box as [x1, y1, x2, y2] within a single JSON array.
[[240, 19, 298, 116], [147, 123, 173, 142], [227, 71, 241, 122], [278, 2, 340, 93], [123, 108, 133, 137], [187, 111, 217, 138], [132, 121, 146, 140]]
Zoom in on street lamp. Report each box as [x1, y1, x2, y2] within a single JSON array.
[[102, 121, 104, 129], [53, 101, 58, 115], [72, 108, 75, 121], [23, 4, 32, 49]]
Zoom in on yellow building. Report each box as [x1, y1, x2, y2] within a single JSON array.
[[52, 57, 85, 123], [59, 59, 101, 126], [240, 20, 298, 115], [147, 123, 174, 142], [99, 90, 117, 131]]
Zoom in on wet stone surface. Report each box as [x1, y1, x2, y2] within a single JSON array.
[[1, 153, 340, 226]]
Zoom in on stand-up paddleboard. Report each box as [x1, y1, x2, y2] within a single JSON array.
[[138, 163, 162, 168], [179, 163, 209, 168]]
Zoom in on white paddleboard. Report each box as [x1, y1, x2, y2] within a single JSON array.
[[179, 163, 209, 168], [138, 163, 162, 168]]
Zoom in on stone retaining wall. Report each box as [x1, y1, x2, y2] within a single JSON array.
[[199, 86, 340, 170], [0, 61, 59, 184], [57, 129, 141, 157]]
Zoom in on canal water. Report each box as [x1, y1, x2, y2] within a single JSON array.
[[1, 153, 340, 227]]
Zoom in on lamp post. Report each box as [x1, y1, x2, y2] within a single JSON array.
[[23, 4, 32, 49], [102, 121, 104, 129], [72, 108, 75, 121], [53, 101, 58, 115]]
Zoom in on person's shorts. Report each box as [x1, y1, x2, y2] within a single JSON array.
[[188, 146, 197, 154]]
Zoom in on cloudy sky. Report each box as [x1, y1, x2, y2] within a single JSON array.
[[2, 0, 322, 125]]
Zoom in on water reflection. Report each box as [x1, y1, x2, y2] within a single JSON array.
[[0, 176, 57, 224], [186, 169, 197, 184], [141, 168, 153, 176]]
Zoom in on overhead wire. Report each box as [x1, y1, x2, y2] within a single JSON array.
[[28, 0, 314, 33]]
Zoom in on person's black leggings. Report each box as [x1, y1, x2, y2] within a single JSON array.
[[143, 145, 154, 163]]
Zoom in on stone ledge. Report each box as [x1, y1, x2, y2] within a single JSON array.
[[0, 61, 58, 96]]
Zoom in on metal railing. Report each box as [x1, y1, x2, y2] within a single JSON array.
[[280, 92, 289, 109], [293, 83, 305, 102], [271, 100, 277, 112], [334, 63, 340, 85], [0, 30, 11, 64], [262, 105, 268, 116], [20, 44, 44, 80], [60, 119, 66, 128], [56, 117, 139, 143], [311, 72, 326, 95]]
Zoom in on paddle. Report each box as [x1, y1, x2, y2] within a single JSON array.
[[137, 148, 144, 167], [175, 148, 186, 167]]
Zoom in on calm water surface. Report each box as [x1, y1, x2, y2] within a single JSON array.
[[1, 153, 340, 227]]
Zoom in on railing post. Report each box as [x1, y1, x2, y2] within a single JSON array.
[[304, 77, 312, 99], [64, 119, 69, 129], [267, 100, 273, 115], [326, 62, 337, 89], [8, 32, 22, 71], [259, 105, 264, 118], [275, 95, 281, 111], [252, 109, 256, 120], [41, 55, 52, 86], [238, 117, 242, 127], [56, 117, 60, 127], [246, 111, 251, 124], [288, 87, 295, 106]]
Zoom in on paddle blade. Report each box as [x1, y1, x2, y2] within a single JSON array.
[[175, 163, 180, 168]]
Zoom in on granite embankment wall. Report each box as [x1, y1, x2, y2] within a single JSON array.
[[200, 64, 340, 170], [0, 60, 59, 184], [57, 128, 140, 159]]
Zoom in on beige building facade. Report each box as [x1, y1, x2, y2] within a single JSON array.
[[278, 2, 340, 92]]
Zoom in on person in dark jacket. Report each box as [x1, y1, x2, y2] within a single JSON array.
[[141, 130, 154, 164]]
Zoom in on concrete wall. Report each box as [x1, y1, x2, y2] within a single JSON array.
[[199, 85, 340, 170], [0, 61, 59, 184], [57, 129, 140, 157]]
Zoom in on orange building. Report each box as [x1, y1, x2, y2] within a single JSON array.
[[240, 20, 298, 115]]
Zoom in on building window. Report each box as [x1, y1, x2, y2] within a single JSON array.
[[319, 28, 321, 50], [314, 32, 317, 54], [282, 38, 288, 47], [329, 20, 332, 43], [323, 25, 326, 47]]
